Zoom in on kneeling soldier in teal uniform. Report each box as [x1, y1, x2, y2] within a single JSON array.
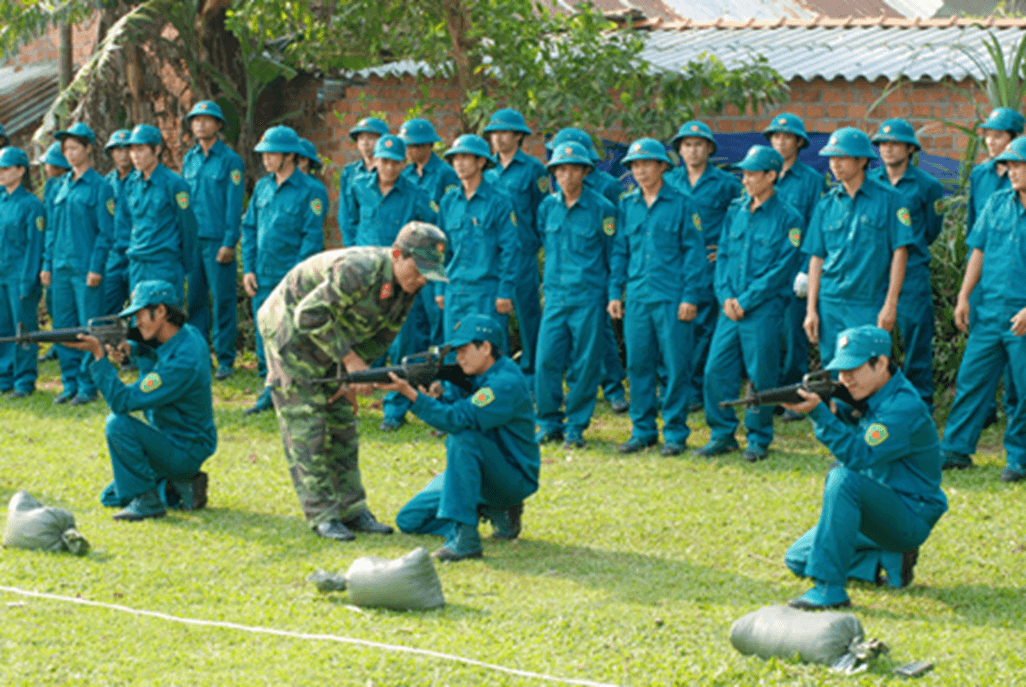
[[257, 222, 448, 541], [386, 314, 540, 561], [698, 146, 803, 461], [939, 137, 1026, 481], [65, 280, 217, 521], [780, 326, 947, 609]]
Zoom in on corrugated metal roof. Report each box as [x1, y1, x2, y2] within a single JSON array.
[[639, 23, 1026, 82], [0, 61, 59, 136]]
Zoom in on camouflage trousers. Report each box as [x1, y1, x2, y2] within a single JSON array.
[[268, 357, 367, 527]]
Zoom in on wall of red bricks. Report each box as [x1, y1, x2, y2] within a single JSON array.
[[9, 17, 100, 68]]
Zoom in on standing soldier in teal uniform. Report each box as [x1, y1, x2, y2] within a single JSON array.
[[344, 134, 436, 430], [338, 117, 389, 247], [256, 222, 448, 541], [609, 139, 705, 455], [436, 134, 519, 346], [37, 141, 71, 363], [780, 326, 947, 609], [802, 128, 913, 367], [102, 130, 134, 316], [483, 108, 548, 386], [870, 119, 945, 410], [965, 107, 1023, 433], [762, 113, 827, 420], [116, 125, 198, 302], [297, 137, 331, 241], [939, 137, 1026, 481], [698, 146, 804, 462], [65, 280, 216, 520], [399, 118, 460, 347], [546, 126, 629, 414], [534, 142, 617, 448], [386, 314, 540, 561], [241, 126, 326, 415], [41, 123, 114, 405], [666, 120, 743, 410], [182, 101, 245, 381], [0, 148, 46, 397]]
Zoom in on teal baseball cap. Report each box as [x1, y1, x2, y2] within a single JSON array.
[[547, 128, 600, 163], [825, 325, 892, 371], [980, 107, 1025, 135], [818, 127, 877, 159], [736, 145, 784, 174], [993, 136, 1026, 163], [0, 147, 30, 168], [127, 124, 163, 147], [104, 129, 132, 155], [399, 118, 442, 145], [349, 117, 390, 140], [119, 280, 179, 318], [374, 134, 406, 162], [55, 122, 97, 146], [448, 314, 503, 350], [872, 118, 921, 150], [40, 141, 70, 169], [483, 108, 531, 135]]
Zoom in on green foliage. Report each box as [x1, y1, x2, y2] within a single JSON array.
[[1, 366, 1023, 684], [957, 28, 1026, 108], [0, 0, 98, 59]]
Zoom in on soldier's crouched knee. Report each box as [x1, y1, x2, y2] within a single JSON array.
[[105, 413, 135, 440]]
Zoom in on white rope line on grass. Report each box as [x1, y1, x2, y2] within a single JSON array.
[[0, 586, 618, 687]]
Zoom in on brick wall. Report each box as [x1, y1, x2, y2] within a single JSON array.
[[8, 17, 100, 68]]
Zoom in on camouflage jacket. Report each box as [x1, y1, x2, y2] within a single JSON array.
[[258, 246, 418, 387]]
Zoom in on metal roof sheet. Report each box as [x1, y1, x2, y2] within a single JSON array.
[[0, 61, 59, 137]]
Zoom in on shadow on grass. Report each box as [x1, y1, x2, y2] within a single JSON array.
[[859, 583, 1026, 629], [478, 538, 784, 607]]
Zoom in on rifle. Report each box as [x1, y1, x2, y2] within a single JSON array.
[[0, 315, 136, 350], [309, 345, 474, 393], [719, 369, 859, 409]]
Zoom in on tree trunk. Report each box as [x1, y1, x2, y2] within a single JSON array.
[[58, 22, 73, 89], [441, 0, 475, 132]]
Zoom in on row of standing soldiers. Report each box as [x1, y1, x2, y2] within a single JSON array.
[[0, 103, 1022, 478]]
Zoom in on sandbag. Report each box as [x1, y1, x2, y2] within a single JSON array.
[[3, 491, 90, 556], [730, 605, 864, 666], [345, 547, 445, 610]]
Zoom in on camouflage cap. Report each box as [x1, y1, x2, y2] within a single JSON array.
[[119, 280, 179, 318], [394, 221, 448, 282]]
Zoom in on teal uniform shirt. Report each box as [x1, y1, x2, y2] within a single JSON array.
[[117, 164, 198, 271], [105, 169, 129, 201], [868, 163, 944, 277], [182, 139, 245, 248], [344, 170, 436, 247], [609, 182, 705, 306], [801, 176, 915, 307], [437, 177, 520, 300], [666, 164, 743, 301], [0, 186, 45, 297], [538, 188, 617, 304], [402, 154, 461, 207], [967, 159, 1010, 238], [776, 161, 827, 223], [337, 158, 372, 247], [715, 193, 805, 313], [43, 175, 66, 220], [90, 324, 217, 461], [241, 169, 326, 285], [106, 170, 132, 252], [410, 355, 540, 488], [485, 149, 549, 257], [967, 188, 1026, 309], [44, 169, 114, 274]]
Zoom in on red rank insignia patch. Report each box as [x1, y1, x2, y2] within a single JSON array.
[[380, 282, 393, 299]]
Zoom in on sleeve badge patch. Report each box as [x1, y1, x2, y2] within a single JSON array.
[[788, 227, 802, 247], [471, 387, 495, 407], [429, 200, 439, 213], [231, 169, 242, 185], [933, 198, 944, 215], [175, 191, 190, 210], [537, 176, 551, 193], [692, 213, 703, 232], [35, 216, 45, 232], [510, 210, 517, 227], [140, 372, 162, 393], [897, 208, 911, 226], [380, 282, 392, 299], [445, 184, 459, 195], [603, 217, 616, 236], [865, 423, 889, 447], [311, 198, 323, 216], [106, 198, 115, 215]]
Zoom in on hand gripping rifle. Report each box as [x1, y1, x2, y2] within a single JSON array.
[[719, 369, 860, 409], [0, 315, 134, 350], [310, 345, 474, 393]]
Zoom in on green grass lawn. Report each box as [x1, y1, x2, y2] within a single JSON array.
[[2, 358, 1024, 685]]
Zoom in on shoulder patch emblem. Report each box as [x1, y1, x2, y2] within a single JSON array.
[[692, 213, 703, 232], [788, 227, 801, 247], [865, 423, 889, 447], [36, 216, 45, 232], [445, 184, 459, 194], [603, 217, 616, 236], [537, 176, 551, 193], [380, 282, 392, 299], [231, 169, 242, 185], [175, 191, 189, 210], [429, 200, 439, 213], [310, 198, 323, 216], [106, 198, 115, 215], [472, 387, 495, 407], [933, 198, 944, 215], [510, 210, 517, 227], [140, 372, 162, 393], [897, 207, 911, 226]]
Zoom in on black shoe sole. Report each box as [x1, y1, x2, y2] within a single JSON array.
[[787, 598, 851, 610], [432, 547, 483, 561], [113, 511, 166, 522]]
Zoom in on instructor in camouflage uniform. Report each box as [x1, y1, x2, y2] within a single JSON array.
[[256, 221, 449, 541]]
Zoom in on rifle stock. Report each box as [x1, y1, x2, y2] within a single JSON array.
[[310, 345, 473, 392]]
